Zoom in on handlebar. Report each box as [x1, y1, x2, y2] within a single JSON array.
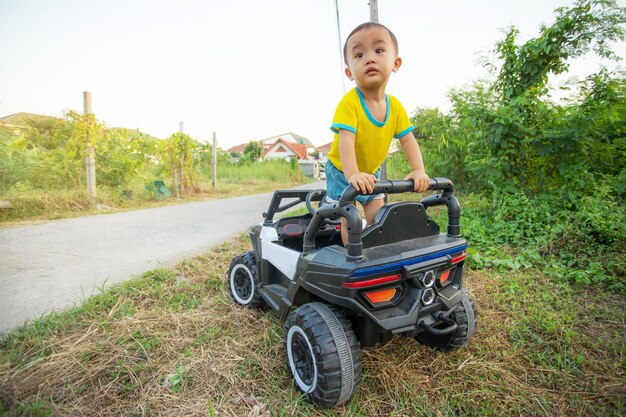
[[338, 178, 454, 207], [303, 178, 461, 261]]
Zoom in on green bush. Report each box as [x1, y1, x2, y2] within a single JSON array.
[[393, 1, 626, 293], [459, 186, 625, 291]]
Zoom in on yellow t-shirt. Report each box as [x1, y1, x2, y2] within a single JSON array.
[[328, 88, 414, 174]]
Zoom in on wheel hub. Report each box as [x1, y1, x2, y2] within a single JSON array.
[[233, 269, 252, 299], [229, 264, 255, 304], [291, 332, 314, 386], [286, 326, 317, 392]]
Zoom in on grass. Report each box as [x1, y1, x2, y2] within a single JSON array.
[[0, 175, 314, 227], [1, 233, 624, 416]]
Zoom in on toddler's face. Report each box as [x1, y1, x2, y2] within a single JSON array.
[[344, 26, 401, 90]]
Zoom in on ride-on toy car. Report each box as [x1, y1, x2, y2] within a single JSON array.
[[227, 178, 477, 408]]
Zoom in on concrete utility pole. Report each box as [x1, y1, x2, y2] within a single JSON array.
[[173, 122, 183, 198], [84, 92, 96, 205], [369, 1, 387, 179], [370, 0, 378, 23], [369, 0, 379, 22], [212, 132, 217, 191]]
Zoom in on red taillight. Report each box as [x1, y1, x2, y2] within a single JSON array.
[[364, 288, 397, 304], [451, 252, 466, 264], [342, 274, 401, 289]]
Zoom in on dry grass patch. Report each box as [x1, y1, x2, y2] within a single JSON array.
[[1, 236, 624, 416]]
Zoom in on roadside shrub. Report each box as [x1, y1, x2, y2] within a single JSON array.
[[461, 185, 625, 292]]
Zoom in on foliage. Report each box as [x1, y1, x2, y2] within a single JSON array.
[[401, 0, 626, 291], [493, 0, 626, 102], [242, 141, 263, 162], [0, 236, 623, 416], [484, 0, 625, 194], [0, 111, 307, 222], [164, 365, 191, 393], [217, 158, 303, 183], [1, 112, 149, 193], [159, 132, 198, 196], [460, 188, 625, 291]]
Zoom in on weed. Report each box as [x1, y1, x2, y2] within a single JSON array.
[[164, 365, 190, 393], [16, 401, 53, 417], [0, 236, 623, 416]]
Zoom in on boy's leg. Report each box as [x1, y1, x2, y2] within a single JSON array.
[[363, 198, 384, 226], [340, 198, 384, 245]]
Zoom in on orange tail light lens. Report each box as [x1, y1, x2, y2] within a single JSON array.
[[439, 269, 451, 285], [364, 288, 397, 304]]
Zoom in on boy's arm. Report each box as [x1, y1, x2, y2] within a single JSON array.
[[398, 132, 429, 192], [338, 129, 377, 194]]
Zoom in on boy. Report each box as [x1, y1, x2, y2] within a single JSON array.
[[325, 22, 430, 243]]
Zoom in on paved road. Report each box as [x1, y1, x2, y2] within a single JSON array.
[[0, 182, 325, 334]]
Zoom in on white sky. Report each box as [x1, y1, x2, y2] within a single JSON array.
[[1, 0, 624, 150]]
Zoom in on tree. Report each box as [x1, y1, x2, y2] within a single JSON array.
[[243, 141, 263, 162], [494, 0, 625, 102], [414, 0, 626, 288], [161, 132, 197, 196], [483, 0, 626, 193]]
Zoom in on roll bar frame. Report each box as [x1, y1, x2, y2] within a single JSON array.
[[303, 178, 461, 261]]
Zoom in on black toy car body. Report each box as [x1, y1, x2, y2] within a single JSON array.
[[227, 178, 477, 408]]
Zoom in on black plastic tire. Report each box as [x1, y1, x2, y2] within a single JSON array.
[[415, 289, 477, 352], [227, 251, 266, 308], [284, 303, 361, 408]]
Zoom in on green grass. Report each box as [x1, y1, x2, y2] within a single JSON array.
[[1, 234, 623, 416], [0, 165, 314, 225]]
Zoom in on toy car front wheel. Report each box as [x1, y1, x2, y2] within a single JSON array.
[[284, 302, 361, 408], [415, 289, 477, 352], [227, 251, 266, 308]]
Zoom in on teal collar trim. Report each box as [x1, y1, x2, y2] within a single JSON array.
[[356, 87, 389, 127]]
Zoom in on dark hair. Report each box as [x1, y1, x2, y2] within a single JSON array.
[[343, 22, 399, 65]]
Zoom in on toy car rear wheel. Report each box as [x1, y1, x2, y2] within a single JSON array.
[[284, 302, 361, 408], [415, 289, 477, 352], [227, 251, 266, 308]]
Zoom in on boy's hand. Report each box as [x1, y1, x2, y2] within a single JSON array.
[[347, 172, 377, 194], [405, 169, 430, 192]]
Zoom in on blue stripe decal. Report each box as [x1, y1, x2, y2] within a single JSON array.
[[351, 244, 468, 278], [394, 126, 415, 139], [331, 123, 356, 134], [356, 87, 389, 127]]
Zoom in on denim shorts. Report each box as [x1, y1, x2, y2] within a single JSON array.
[[324, 160, 384, 206]]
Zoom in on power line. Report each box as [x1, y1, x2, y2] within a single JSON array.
[[335, 0, 345, 94]]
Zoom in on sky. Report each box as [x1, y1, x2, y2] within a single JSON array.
[[1, 0, 624, 150]]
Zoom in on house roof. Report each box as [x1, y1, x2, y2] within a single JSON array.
[[315, 142, 333, 151], [263, 137, 308, 159], [227, 143, 249, 153], [258, 132, 315, 148]]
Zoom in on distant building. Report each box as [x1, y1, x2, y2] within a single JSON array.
[[315, 142, 332, 162], [258, 132, 315, 152], [228, 132, 317, 160], [263, 137, 309, 160], [227, 132, 325, 179], [226, 143, 248, 155]]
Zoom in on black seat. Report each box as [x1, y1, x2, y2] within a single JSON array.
[[361, 202, 440, 248]]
